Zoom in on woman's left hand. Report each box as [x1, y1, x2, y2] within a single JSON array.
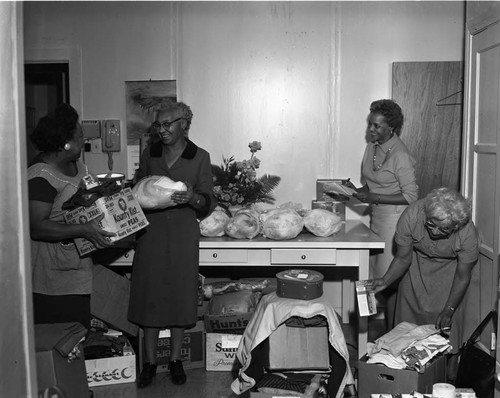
[[353, 190, 376, 204], [171, 183, 194, 205], [435, 307, 454, 331]]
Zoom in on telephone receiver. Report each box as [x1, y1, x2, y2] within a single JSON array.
[[102, 120, 120, 152]]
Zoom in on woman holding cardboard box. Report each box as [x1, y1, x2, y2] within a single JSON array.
[[28, 104, 115, 330], [128, 100, 216, 388]]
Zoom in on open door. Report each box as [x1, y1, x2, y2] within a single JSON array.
[[392, 61, 463, 199], [463, 20, 500, 397], [24, 62, 69, 165]]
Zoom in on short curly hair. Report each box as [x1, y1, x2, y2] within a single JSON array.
[[30, 103, 79, 152], [156, 100, 194, 133], [424, 187, 472, 230], [370, 99, 404, 135]]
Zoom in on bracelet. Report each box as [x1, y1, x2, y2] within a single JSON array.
[[373, 194, 381, 205], [447, 305, 455, 312]]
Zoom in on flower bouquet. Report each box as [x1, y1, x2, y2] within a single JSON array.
[[212, 141, 281, 211]]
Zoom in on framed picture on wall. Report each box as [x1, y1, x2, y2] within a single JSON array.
[[125, 80, 177, 146], [125, 80, 176, 179]]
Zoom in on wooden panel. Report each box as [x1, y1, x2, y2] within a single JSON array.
[[392, 61, 463, 198]]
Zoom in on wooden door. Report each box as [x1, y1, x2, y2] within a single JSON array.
[[392, 62, 463, 199], [464, 20, 500, 394]]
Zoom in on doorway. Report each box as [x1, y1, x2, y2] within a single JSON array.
[[24, 62, 70, 164]]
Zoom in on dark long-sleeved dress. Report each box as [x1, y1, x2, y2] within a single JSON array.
[[128, 139, 216, 328]]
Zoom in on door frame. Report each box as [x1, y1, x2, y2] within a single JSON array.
[[24, 47, 83, 115], [462, 14, 500, 397]]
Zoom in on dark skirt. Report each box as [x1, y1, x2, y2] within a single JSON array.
[[128, 207, 200, 328]]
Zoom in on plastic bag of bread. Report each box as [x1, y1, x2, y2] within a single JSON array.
[[199, 207, 231, 237], [202, 279, 271, 299], [132, 175, 187, 210], [224, 208, 262, 239], [303, 208, 343, 237], [261, 208, 304, 240], [207, 290, 262, 315]]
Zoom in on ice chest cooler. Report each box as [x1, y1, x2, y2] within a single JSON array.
[[276, 269, 324, 300]]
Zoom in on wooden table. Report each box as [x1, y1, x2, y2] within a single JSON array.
[[100, 220, 384, 358]]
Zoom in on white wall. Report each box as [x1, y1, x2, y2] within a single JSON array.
[[23, 1, 464, 215]]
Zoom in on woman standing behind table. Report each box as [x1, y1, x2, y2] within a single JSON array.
[[353, 99, 418, 329], [369, 187, 479, 380], [28, 104, 115, 330], [128, 101, 216, 388]]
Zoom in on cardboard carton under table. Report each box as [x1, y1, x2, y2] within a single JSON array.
[[36, 344, 89, 398], [64, 187, 148, 256], [357, 354, 446, 398], [139, 320, 205, 373], [91, 264, 139, 337], [204, 311, 254, 335], [268, 323, 330, 371], [85, 339, 136, 387], [206, 333, 242, 371]]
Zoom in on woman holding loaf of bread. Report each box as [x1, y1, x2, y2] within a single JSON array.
[[128, 100, 216, 388]]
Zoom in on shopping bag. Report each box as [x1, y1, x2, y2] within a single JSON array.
[[454, 310, 497, 398]]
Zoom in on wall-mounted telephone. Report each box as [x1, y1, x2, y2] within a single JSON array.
[[102, 120, 121, 152]]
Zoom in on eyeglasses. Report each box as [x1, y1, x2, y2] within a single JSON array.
[[152, 117, 184, 131], [425, 220, 454, 235]]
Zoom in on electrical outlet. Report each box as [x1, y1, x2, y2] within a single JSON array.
[[102, 120, 121, 152], [91, 138, 102, 154]]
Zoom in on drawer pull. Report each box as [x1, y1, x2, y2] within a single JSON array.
[[213, 253, 218, 258], [301, 254, 306, 260], [124, 253, 130, 258]]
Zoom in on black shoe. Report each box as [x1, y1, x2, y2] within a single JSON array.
[[169, 359, 186, 385], [137, 362, 157, 388]]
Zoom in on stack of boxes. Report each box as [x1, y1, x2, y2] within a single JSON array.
[[138, 320, 206, 374], [204, 288, 260, 372], [314, 178, 352, 221]]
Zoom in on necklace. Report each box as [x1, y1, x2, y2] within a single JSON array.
[[372, 144, 394, 171]]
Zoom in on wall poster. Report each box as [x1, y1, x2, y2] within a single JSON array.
[[125, 80, 176, 179]]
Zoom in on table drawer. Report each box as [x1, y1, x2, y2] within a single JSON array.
[[200, 249, 249, 263], [104, 249, 135, 266], [271, 249, 336, 265]]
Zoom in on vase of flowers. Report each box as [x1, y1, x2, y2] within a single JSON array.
[[212, 141, 281, 212]]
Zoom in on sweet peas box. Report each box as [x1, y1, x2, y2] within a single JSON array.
[[64, 187, 148, 256]]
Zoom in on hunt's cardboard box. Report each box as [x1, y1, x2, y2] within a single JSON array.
[[140, 320, 205, 373], [204, 312, 254, 335], [268, 324, 330, 371], [91, 264, 139, 337], [205, 333, 242, 371], [64, 187, 148, 256], [85, 339, 136, 387], [357, 354, 446, 398]]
